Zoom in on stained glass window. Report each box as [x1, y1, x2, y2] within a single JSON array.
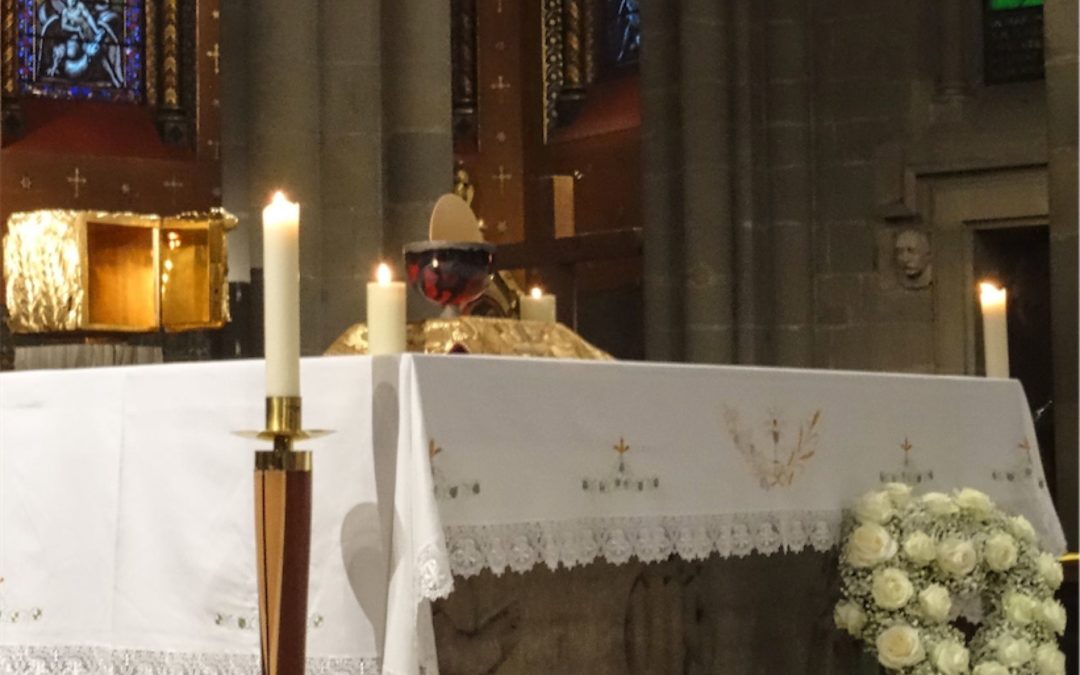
[[16, 0, 144, 102], [605, 0, 640, 70], [984, 0, 1044, 84]]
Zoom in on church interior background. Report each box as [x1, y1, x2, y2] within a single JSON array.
[[0, 0, 1077, 672]]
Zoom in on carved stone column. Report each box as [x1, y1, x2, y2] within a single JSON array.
[[680, 0, 735, 363]]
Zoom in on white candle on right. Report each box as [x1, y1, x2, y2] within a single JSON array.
[[520, 286, 557, 323], [979, 282, 1009, 379]]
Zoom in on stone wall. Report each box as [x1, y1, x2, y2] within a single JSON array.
[[221, 0, 451, 356]]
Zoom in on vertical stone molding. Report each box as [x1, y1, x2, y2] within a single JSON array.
[[640, 0, 685, 362], [679, 0, 735, 363], [732, 0, 772, 365], [247, 0, 321, 351], [1043, 0, 1078, 547], [766, 0, 814, 367], [937, 0, 970, 97], [381, 0, 453, 318]]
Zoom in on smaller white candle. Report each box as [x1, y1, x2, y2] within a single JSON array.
[[367, 263, 406, 355], [520, 286, 557, 323], [979, 282, 1009, 379]]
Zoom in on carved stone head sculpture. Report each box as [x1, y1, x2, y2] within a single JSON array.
[[894, 229, 932, 290]]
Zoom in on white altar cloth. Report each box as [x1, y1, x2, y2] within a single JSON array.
[[401, 355, 1065, 584], [0, 358, 397, 675], [0, 354, 1066, 675]]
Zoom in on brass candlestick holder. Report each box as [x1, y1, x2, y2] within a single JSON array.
[[237, 397, 331, 675]]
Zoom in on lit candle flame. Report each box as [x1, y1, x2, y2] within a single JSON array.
[[270, 190, 290, 207], [979, 282, 1006, 308], [530, 286, 543, 299], [376, 263, 392, 285]]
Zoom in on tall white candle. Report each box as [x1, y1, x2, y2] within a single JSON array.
[[367, 263, 406, 355], [262, 191, 301, 397], [520, 286, 557, 323], [979, 282, 1009, 379]]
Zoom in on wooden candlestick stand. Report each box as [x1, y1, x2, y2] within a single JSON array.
[[241, 397, 330, 675]]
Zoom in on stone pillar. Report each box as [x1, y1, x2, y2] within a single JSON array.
[[381, 0, 453, 319], [319, 0, 385, 344], [732, 0, 771, 365], [680, 0, 735, 363], [1044, 0, 1078, 548], [937, 0, 969, 97], [766, 0, 814, 367], [640, 0, 684, 362], [217, 0, 256, 360], [220, 0, 250, 285], [247, 0, 322, 352]]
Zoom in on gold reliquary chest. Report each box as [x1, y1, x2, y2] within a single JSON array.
[[3, 209, 236, 334]]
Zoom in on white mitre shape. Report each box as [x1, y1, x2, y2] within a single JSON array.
[[429, 193, 483, 242]]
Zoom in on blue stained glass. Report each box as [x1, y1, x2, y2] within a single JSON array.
[[606, 0, 640, 68], [16, 0, 145, 103]]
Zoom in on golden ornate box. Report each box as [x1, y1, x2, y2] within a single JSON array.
[[3, 209, 235, 333]]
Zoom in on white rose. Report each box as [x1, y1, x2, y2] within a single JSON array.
[[882, 482, 913, 506], [854, 490, 897, 524], [1002, 591, 1036, 626], [937, 537, 978, 577], [833, 601, 867, 636], [876, 625, 926, 669], [973, 662, 1010, 675], [903, 531, 937, 566], [1037, 553, 1064, 589], [932, 640, 970, 675], [918, 584, 952, 622], [954, 487, 994, 516], [872, 567, 914, 609], [1035, 599, 1067, 635], [984, 531, 1019, 571], [846, 523, 898, 568], [922, 491, 960, 516], [1034, 643, 1066, 675], [996, 636, 1033, 667], [1010, 514, 1037, 542]]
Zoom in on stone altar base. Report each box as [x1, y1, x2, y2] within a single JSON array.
[[433, 551, 878, 675]]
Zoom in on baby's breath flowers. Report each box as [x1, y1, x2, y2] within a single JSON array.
[[836, 485, 1066, 674]]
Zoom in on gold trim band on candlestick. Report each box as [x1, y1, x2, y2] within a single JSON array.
[[256, 449, 312, 472], [266, 396, 302, 435]]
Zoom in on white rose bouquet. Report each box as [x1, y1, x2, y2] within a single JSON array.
[[835, 484, 1066, 674]]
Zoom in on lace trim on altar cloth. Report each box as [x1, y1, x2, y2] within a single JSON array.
[[416, 541, 455, 602], [0, 645, 381, 675], [442, 510, 845, 578]]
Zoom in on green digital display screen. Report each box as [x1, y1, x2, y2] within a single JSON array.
[[990, 0, 1043, 10]]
